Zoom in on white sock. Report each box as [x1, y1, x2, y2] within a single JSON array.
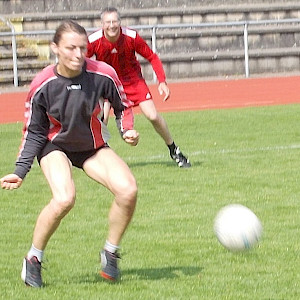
[[104, 240, 119, 254], [27, 244, 44, 263]]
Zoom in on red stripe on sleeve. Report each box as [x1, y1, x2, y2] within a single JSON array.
[[90, 103, 105, 148], [47, 114, 62, 141]]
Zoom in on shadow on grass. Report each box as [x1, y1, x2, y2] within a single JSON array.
[[75, 266, 204, 285], [123, 265, 204, 280], [128, 160, 204, 168]]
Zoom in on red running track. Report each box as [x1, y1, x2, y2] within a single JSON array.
[[1, 76, 300, 124]]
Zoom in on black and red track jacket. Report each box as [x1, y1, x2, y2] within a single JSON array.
[[14, 58, 134, 179]]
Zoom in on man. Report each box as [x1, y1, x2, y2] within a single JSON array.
[[87, 7, 191, 168], [0, 20, 139, 287]]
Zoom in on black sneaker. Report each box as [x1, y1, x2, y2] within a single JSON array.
[[170, 146, 191, 168], [21, 256, 42, 288], [100, 249, 120, 281]]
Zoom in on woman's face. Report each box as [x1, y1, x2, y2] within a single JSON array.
[[51, 31, 87, 78]]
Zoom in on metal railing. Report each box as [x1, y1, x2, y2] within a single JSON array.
[[1, 17, 300, 86], [0, 16, 18, 86]]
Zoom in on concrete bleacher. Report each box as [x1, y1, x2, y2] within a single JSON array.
[[1, 0, 300, 87]]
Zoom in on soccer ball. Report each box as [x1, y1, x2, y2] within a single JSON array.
[[214, 204, 262, 252]]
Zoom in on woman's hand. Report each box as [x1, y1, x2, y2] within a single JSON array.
[[0, 174, 23, 190], [123, 130, 139, 146]]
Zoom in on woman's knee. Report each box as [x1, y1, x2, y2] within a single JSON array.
[[127, 180, 138, 201], [50, 192, 76, 217], [116, 177, 138, 206]]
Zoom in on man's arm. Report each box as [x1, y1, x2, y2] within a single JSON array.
[[135, 33, 170, 101], [135, 33, 166, 83]]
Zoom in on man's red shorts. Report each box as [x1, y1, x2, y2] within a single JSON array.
[[123, 79, 153, 107]]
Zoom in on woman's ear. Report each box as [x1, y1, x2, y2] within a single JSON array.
[[50, 42, 58, 56]]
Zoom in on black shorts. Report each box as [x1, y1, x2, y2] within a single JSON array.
[[37, 141, 109, 169]]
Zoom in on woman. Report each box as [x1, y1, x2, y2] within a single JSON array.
[[0, 20, 139, 287]]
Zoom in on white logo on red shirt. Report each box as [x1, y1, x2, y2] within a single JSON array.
[[111, 48, 118, 54]]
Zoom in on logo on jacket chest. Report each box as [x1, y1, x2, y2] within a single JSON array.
[[66, 84, 82, 91]]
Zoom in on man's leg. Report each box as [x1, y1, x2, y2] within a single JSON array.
[[139, 100, 191, 167], [139, 99, 173, 145]]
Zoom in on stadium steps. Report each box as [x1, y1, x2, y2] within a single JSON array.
[[142, 23, 300, 53], [0, 60, 51, 72], [141, 46, 300, 79], [0, 47, 51, 87], [0, 20, 8, 32], [2, 2, 300, 87], [4, 3, 300, 31], [0, 48, 38, 60], [0, 71, 35, 85], [2, 46, 299, 86]]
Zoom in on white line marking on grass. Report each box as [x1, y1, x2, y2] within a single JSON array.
[[193, 144, 300, 156], [124, 144, 300, 162]]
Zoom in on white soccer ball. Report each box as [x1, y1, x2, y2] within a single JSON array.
[[214, 204, 262, 252]]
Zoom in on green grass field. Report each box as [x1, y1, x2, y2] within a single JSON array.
[[1, 104, 300, 299]]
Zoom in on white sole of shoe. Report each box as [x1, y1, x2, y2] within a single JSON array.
[[21, 258, 26, 283]]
